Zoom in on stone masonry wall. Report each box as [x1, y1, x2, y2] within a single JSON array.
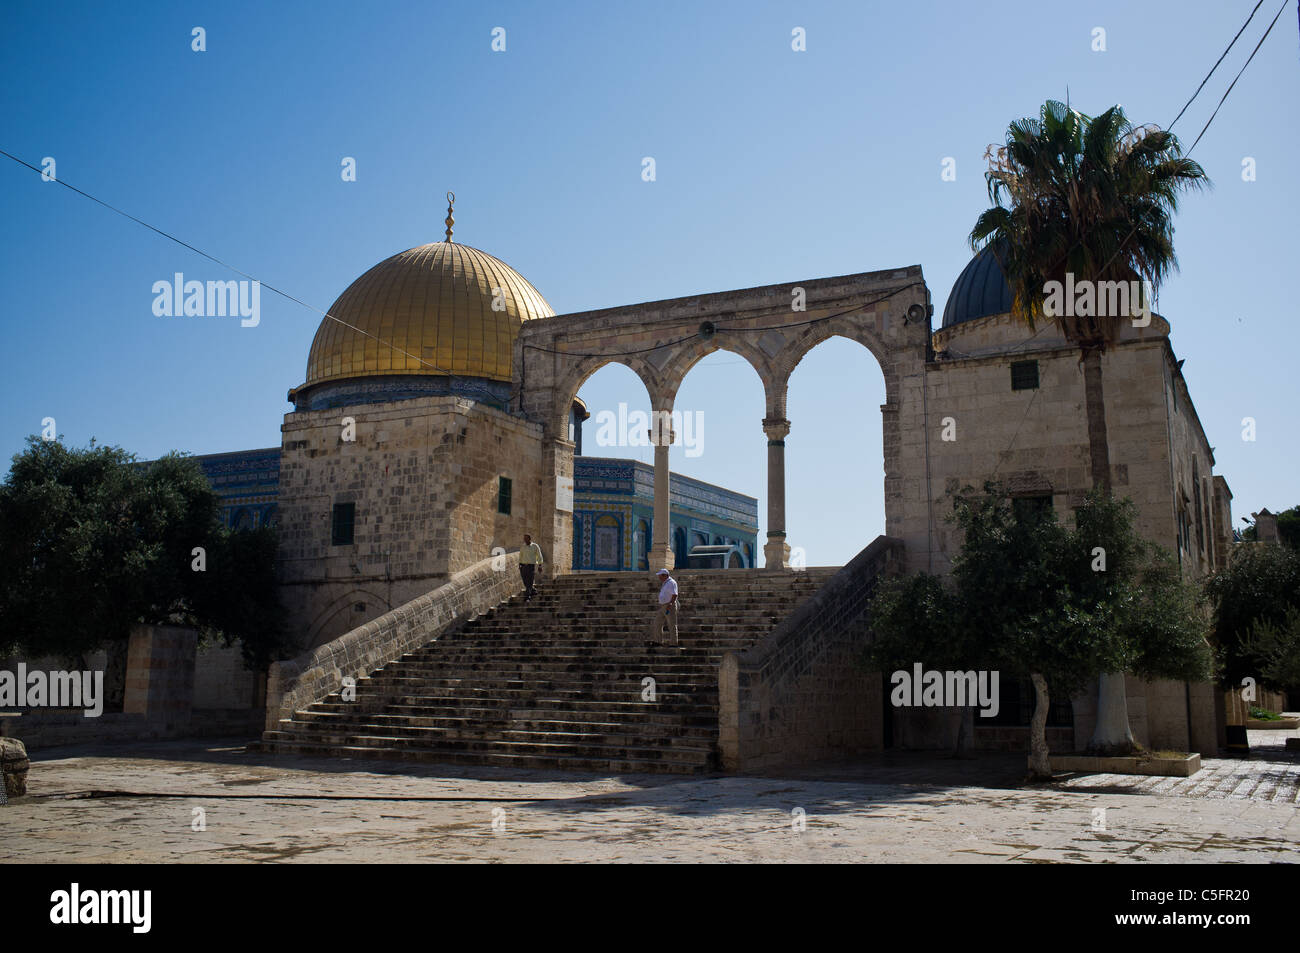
[[124, 625, 197, 725], [278, 395, 544, 648], [719, 536, 904, 771], [193, 640, 261, 710], [923, 340, 1179, 571]]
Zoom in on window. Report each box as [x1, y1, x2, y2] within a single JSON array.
[[497, 476, 512, 515], [594, 514, 620, 568], [331, 502, 355, 546], [1013, 495, 1053, 524], [1010, 360, 1039, 391], [1193, 462, 1204, 553], [634, 519, 649, 570], [984, 677, 1073, 727]]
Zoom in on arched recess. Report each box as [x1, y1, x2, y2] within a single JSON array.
[[305, 587, 395, 650], [593, 514, 622, 569], [633, 519, 649, 570], [673, 526, 689, 566], [784, 331, 890, 567]]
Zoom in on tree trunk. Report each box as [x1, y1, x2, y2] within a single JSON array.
[[1081, 345, 1111, 492], [1088, 672, 1136, 755], [1080, 344, 1135, 754], [1028, 672, 1052, 779]]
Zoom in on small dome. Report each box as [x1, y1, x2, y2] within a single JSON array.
[[942, 241, 1013, 328], [303, 241, 555, 389]]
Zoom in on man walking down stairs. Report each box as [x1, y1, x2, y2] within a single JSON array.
[[519, 534, 544, 603], [647, 568, 679, 647]]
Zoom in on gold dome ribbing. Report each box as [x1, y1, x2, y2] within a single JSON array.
[[304, 241, 555, 387]]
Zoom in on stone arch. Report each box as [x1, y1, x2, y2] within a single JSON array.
[[551, 354, 663, 441], [306, 587, 394, 650], [776, 312, 892, 390], [659, 337, 773, 405], [780, 319, 895, 567]]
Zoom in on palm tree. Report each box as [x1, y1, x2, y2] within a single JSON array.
[[969, 100, 1208, 756]]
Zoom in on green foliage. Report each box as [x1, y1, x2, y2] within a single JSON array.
[[866, 573, 959, 673], [969, 100, 1208, 345], [190, 525, 294, 670], [0, 436, 289, 669], [1248, 705, 1282, 721], [866, 484, 1212, 699], [1205, 543, 1300, 690], [1281, 509, 1300, 550], [1240, 604, 1300, 692], [1240, 506, 1300, 549]]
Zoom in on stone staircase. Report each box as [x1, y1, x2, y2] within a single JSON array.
[[258, 568, 836, 773]]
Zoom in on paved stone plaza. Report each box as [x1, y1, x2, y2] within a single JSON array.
[[2, 727, 1298, 863]]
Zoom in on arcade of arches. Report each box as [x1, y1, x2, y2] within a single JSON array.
[[517, 266, 932, 575]]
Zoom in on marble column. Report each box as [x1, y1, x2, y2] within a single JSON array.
[[763, 417, 790, 569], [648, 415, 676, 571]]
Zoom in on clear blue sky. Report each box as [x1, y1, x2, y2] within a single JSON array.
[[2, 0, 1295, 567]]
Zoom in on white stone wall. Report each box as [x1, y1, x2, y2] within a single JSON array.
[[924, 314, 1226, 578], [277, 395, 545, 648], [193, 640, 260, 710]]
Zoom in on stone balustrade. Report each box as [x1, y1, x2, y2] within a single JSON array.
[[264, 550, 522, 731], [719, 535, 905, 770]]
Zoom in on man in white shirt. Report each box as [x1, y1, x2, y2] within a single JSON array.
[[519, 534, 544, 602], [648, 568, 679, 646]]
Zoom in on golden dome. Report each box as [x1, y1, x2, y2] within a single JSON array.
[[303, 241, 555, 388]]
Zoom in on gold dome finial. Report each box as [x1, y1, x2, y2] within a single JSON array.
[[444, 191, 455, 242]]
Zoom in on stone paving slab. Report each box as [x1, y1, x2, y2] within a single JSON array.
[[1, 737, 1297, 863], [1056, 726, 1300, 803]]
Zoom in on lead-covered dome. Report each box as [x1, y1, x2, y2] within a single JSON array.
[[942, 241, 1013, 328]]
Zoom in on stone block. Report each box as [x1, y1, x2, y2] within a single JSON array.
[[1, 737, 28, 797], [123, 625, 197, 724]]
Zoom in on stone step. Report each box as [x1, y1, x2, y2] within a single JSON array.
[[311, 697, 715, 717], [363, 671, 722, 685], [273, 720, 716, 746], [262, 730, 714, 764], [261, 566, 841, 774], [328, 687, 717, 706], [295, 710, 717, 733], [256, 739, 712, 774]]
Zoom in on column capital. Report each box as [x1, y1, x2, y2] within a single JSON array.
[[762, 417, 790, 441]]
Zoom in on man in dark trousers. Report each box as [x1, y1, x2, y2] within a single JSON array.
[[519, 534, 544, 602]]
